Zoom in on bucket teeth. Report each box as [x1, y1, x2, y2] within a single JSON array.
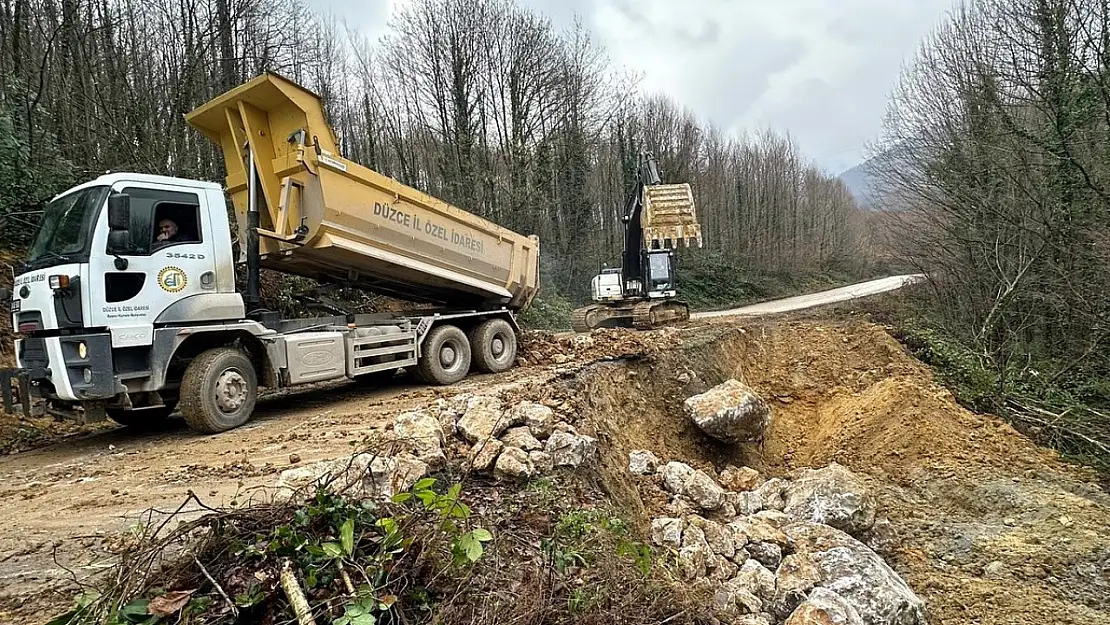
[[642, 183, 703, 248]]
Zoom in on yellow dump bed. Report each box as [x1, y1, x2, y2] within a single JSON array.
[[184, 72, 539, 310]]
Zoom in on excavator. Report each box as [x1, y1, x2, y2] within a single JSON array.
[[571, 152, 703, 332]]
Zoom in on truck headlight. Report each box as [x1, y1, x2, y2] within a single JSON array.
[[77, 342, 87, 359], [49, 275, 71, 290], [83, 368, 92, 384]]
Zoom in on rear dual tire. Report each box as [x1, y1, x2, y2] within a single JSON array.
[[416, 318, 519, 385]]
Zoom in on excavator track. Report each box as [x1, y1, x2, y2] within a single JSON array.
[[632, 299, 690, 330], [570, 304, 606, 333]]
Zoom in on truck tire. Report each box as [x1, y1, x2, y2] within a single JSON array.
[[417, 324, 471, 385], [107, 403, 177, 428], [179, 348, 258, 434], [469, 318, 518, 373]]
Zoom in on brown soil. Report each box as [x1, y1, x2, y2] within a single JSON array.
[[569, 316, 1110, 625], [0, 314, 1107, 625]]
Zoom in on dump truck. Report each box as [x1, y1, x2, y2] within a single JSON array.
[[2, 72, 539, 433], [571, 152, 702, 332]]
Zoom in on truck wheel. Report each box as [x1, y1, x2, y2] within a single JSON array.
[[417, 325, 471, 385], [469, 318, 518, 373], [179, 348, 258, 434], [107, 402, 177, 428]]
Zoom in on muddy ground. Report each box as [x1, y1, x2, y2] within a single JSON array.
[[0, 313, 1108, 625]]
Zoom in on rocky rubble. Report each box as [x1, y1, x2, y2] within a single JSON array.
[[275, 392, 598, 497], [627, 451, 925, 625], [684, 379, 773, 444]]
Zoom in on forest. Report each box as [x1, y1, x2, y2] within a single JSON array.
[[0, 0, 873, 319], [870, 0, 1110, 468]]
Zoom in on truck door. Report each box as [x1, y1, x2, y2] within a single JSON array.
[[87, 182, 219, 348]]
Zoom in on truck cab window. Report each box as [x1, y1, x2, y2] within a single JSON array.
[[116, 187, 202, 255]]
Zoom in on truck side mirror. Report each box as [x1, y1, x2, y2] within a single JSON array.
[[108, 193, 131, 231], [106, 193, 133, 259]]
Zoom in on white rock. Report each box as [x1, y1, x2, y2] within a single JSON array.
[[457, 395, 510, 443], [544, 431, 597, 467], [494, 446, 534, 481], [754, 477, 788, 511], [679, 543, 710, 580], [650, 517, 684, 549], [747, 541, 783, 569], [784, 463, 877, 537], [731, 490, 764, 516], [275, 452, 427, 500], [628, 449, 661, 475], [735, 558, 777, 600], [661, 461, 695, 494], [784, 588, 865, 625], [529, 450, 554, 473], [683, 469, 727, 511], [684, 379, 772, 444], [784, 522, 927, 625], [500, 426, 543, 451], [392, 409, 446, 468], [468, 439, 504, 471], [752, 510, 790, 528], [506, 401, 555, 439]]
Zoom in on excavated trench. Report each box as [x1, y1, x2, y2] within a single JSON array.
[[553, 319, 1110, 625]]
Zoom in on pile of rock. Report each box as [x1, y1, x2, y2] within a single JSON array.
[[630, 453, 925, 625], [276, 393, 598, 499]]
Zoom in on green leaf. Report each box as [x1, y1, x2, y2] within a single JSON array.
[[471, 528, 493, 542], [341, 518, 355, 556], [390, 492, 413, 504], [376, 518, 398, 534], [413, 477, 436, 491], [322, 542, 344, 558]]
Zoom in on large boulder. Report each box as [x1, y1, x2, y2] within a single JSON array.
[[544, 431, 598, 467], [785, 588, 865, 625], [457, 395, 511, 443], [784, 522, 927, 625], [683, 379, 772, 444], [784, 463, 877, 536], [392, 409, 446, 468]]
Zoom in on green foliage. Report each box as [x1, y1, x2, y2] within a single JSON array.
[[0, 89, 75, 248], [46, 478, 492, 625], [519, 291, 576, 330], [543, 507, 654, 577]]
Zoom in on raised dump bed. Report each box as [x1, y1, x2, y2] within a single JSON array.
[[184, 72, 539, 310]]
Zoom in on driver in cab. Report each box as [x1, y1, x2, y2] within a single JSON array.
[[154, 218, 194, 246]]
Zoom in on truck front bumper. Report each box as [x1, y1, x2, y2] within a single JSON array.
[[16, 333, 117, 402]]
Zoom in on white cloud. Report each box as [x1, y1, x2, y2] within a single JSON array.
[[308, 0, 957, 174]]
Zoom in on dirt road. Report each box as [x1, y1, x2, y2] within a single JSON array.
[[693, 274, 923, 319]]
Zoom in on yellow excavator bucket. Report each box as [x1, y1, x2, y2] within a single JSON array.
[[642, 183, 703, 248]]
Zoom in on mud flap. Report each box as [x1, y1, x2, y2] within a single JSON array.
[[0, 368, 39, 418]]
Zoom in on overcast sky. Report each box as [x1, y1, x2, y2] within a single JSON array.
[[312, 0, 956, 175]]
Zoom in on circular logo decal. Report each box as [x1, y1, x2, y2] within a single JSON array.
[[158, 266, 188, 293]]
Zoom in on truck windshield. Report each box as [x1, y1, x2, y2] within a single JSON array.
[[28, 185, 108, 265]]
